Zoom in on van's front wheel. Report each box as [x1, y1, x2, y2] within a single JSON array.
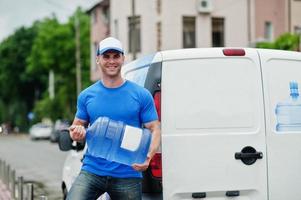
[[62, 183, 68, 200]]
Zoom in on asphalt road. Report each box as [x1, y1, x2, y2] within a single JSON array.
[[0, 134, 69, 200]]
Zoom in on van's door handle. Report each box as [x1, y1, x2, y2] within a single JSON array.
[[226, 191, 240, 197], [235, 146, 263, 165], [235, 152, 263, 159], [192, 192, 206, 198]]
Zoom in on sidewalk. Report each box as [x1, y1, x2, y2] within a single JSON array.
[[0, 180, 11, 200]]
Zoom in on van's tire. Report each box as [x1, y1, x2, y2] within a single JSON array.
[[62, 183, 68, 200]]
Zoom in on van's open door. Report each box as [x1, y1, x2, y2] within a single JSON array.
[[260, 49, 301, 200], [161, 48, 268, 199]]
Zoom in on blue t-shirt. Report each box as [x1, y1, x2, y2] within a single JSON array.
[[76, 80, 158, 178]]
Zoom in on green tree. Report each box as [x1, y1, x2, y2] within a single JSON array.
[[28, 9, 91, 122], [0, 8, 91, 131], [0, 25, 39, 130], [256, 33, 300, 51]]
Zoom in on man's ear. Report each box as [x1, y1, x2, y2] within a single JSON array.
[[96, 57, 100, 64]]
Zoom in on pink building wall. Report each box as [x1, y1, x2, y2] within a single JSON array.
[[255, 0, 288, 41], [88, 0, 110, 81]]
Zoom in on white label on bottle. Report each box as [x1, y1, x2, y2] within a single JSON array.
[[120, 126, 142, 151]]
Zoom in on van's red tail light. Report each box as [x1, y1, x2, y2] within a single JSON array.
[[154, 91, 161, 121], [150, 153, 162, 178], [223, 49, 245, 56]]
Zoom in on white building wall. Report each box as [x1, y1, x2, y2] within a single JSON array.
[[111, 0, 250, 61], [212, 0, 249, 47]]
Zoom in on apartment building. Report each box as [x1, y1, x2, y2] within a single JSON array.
[[254, 0, 301, 42], [87, 0, 110, 81], [87, 0, 301, 80], [110, 0, 251, 61], [291, 0, 301, 34]]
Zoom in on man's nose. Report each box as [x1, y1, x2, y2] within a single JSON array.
[[108, 57, 116, 63]]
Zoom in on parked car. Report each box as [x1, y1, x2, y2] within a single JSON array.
[[29, 123, 52, 140], [50, 119, 70, 143]]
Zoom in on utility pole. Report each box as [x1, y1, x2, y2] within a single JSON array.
[[49, 69, 55, 99], [75, 13, 82, 96], [131, 0, 137, 60]]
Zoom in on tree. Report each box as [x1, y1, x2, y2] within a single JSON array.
[[0, 25, 39, 130], [256, 33, 300, 51], [27, 9, 91, 122], [0, 8, 91, 131]]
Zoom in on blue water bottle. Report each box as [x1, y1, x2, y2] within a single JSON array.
[[86, 117, 152, 166], [275, 81, 301, 131]]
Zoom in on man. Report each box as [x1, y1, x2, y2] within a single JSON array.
[[66, 37, 161, 200]]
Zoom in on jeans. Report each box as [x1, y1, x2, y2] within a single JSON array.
[[66, 170, 142, 200]]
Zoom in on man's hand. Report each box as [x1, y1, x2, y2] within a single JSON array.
[[132, 154, 151, 171], [69, 125, 86, 142]]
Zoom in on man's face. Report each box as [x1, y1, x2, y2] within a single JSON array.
[[98, 51, 124, 78]]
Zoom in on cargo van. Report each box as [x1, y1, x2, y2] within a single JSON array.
[[59, 48, 301, 200], [121, 48, 301, 200]]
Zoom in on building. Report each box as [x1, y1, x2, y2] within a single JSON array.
[[290, 0, 301, 34], [254, 0, 301, 43], [87, 0, 110, 81], [87, 0, 301, 80], [111, 0, 251, 61]]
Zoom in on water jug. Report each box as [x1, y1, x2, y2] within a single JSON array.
[[86, 117, 152, 166], [275, 81, 301, 131]]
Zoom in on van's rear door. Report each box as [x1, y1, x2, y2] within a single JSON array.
[[259, 49, 301, 200], [161, 48, 267, 199]]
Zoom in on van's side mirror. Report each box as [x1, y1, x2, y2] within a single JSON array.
[[58, 129, 85, 151]]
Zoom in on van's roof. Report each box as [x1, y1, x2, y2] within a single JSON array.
[[123, 48, 301, 71]]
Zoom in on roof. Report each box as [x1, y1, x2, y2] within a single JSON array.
[[86, 0, 109, 14]]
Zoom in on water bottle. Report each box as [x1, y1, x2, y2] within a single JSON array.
[[86, 117, 152, 166], [275, 81, 301, 131]]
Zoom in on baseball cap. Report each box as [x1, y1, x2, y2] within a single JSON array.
[[97, 37, 124, 55]]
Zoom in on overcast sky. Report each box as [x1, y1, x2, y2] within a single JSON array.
[[0, 0, 99, 42]]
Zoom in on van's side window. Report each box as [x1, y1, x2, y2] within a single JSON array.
[[125, 66, 149, 87]]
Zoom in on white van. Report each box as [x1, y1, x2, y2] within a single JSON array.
[[121, 48, 301, 200]]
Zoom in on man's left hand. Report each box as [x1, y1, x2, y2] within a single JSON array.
[[132, 155, 151, 171]]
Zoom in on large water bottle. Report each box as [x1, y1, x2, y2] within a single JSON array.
[[275, 81, 301, 131], [86, 117, 152, 166]]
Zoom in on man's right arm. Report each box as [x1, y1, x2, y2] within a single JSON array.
[[69, 117, 88, 142]]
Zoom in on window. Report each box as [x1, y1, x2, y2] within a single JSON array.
[[156, 0, 162, 15], [157, 22, 162, 51], [128, 16, 141, 53], [183, 17, 196, 48], [294, 26, 301, 35], [125, 67, 149, 87], [212, 18, 225, 47], [101, 6, 110, 25], [264, 21, 274, 41], [114, 19, 119, 38]]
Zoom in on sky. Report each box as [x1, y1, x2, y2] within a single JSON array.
[[0, 0, 100, 42]]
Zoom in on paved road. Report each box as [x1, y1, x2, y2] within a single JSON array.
[[0, 134, 68, 200]]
